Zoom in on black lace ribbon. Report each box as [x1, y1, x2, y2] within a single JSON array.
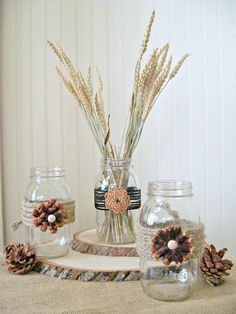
[[94, 187, 141, 211]]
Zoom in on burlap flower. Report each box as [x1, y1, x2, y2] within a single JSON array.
[[105, 187, 131, 213], [152, 225, 194, 266]]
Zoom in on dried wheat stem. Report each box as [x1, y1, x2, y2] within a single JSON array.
[[143, 56, 172, 120], [96, 67, 103, 91], [95, 92, 107, 133], [155, 43, 169, 78], [47, 40, 64, 64], [55, 67, 81, 104], [169, 54, 189, 80], [139, 49, 158, 92], [139, 10, 155, 60], [87, 65, 92, 88]]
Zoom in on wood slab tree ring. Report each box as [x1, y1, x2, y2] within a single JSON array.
[[72, 229, 139, 257], [34, 250, 140, 282]]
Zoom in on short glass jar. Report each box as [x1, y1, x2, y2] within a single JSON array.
[[137, 180, 205, 301], [94, 158, 141, 244], [22, 167, 74, 259]]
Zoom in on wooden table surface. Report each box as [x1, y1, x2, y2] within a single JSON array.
[[0, 256, 236, 314]]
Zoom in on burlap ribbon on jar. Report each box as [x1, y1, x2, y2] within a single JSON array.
[[12, 199, 75, 231]]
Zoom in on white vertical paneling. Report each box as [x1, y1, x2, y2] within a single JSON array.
[[186, 0, 207, 224], [0, 156, 3, 250], [92, 0, 109, 157], [219, 0, 236, 253], [152, 0, 175, 180], [107, 0, 126, 147], [203, 0, 223, 246], [61, 0, 80, 233], [122, 0, 143, 189], [46, 0, 63, 166], [0, 0, 4, 250], [76, 0, 95, 230], [2, 0, 19, 242], [171, 0, 191, 180], [19, 0, 33, 197], [31, 0, 48, 166], [1, 0, 236, 254], [136, 0, 158, 195], [121, 0, 140, 120]]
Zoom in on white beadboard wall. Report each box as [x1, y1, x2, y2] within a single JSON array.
[[1, 0, 236, 254]]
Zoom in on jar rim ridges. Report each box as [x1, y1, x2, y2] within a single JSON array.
[[30, 166, 65, 178], [101, 158, 133, 169], [148, 180, 193, 197]]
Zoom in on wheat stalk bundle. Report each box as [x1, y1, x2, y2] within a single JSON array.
[[48, 10, 188, 161]]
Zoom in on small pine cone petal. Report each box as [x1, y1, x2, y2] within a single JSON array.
[[157, 247, 169, 258], [218, 248, 227, 258], [212, 254, 221, 263], [215, 262, 224, 270], [158, 230, 170, 242], [57, 222, 64, 228], [40, 225, 47, 232], [206, 261, 215, 269]]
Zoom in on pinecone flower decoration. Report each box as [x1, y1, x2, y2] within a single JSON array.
[[152, 225, 194, 266], [200, 244, 233, 286], [33, 198, 67, 234], [4, 243, 37, 274]]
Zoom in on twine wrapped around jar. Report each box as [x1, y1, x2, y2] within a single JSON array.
[[12, 200, 75, 231]]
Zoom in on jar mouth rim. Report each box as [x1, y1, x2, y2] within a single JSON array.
[[148, 180, 193, 197], [149, 180, 192, 190], [101, 157, 132, 168], [102, 157, 132, 162], [30, 166, 65, 178]]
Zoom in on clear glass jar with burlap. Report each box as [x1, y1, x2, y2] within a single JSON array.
[[137, 180, 205, 301], [22, 167, 75, 259]]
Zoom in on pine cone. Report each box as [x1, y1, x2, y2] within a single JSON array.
[[200, 244, 233, 286], [33, 198, 67, 234], [4, 243, 37, 274]]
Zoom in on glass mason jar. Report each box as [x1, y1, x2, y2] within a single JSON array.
[[22, 167, 74, 259], [137, 180, 205, 301], [94, 158, 141, 244]]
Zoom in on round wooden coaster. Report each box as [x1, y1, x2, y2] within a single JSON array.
[[34, 250, 140, 282], [72, 229, 139, 257]]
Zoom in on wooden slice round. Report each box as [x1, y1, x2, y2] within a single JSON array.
[[34, 250, 140, 282], [72, 229, 139, 257]]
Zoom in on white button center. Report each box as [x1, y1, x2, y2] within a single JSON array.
[[48, 214, 56, 223], [167, 240, 178, 250]]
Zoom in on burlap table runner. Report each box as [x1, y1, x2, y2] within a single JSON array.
[[0, 255, 236, 314]]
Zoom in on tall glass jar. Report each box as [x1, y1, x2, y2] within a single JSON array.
[[94, 158, 141, 244], [22, 167, 75, 259], [137, 180, 205, 301]]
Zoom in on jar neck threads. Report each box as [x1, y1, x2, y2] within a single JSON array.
[[148, 180, 193, 197], [30, 166, 65, 178], [101, 158, 132, 169]]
